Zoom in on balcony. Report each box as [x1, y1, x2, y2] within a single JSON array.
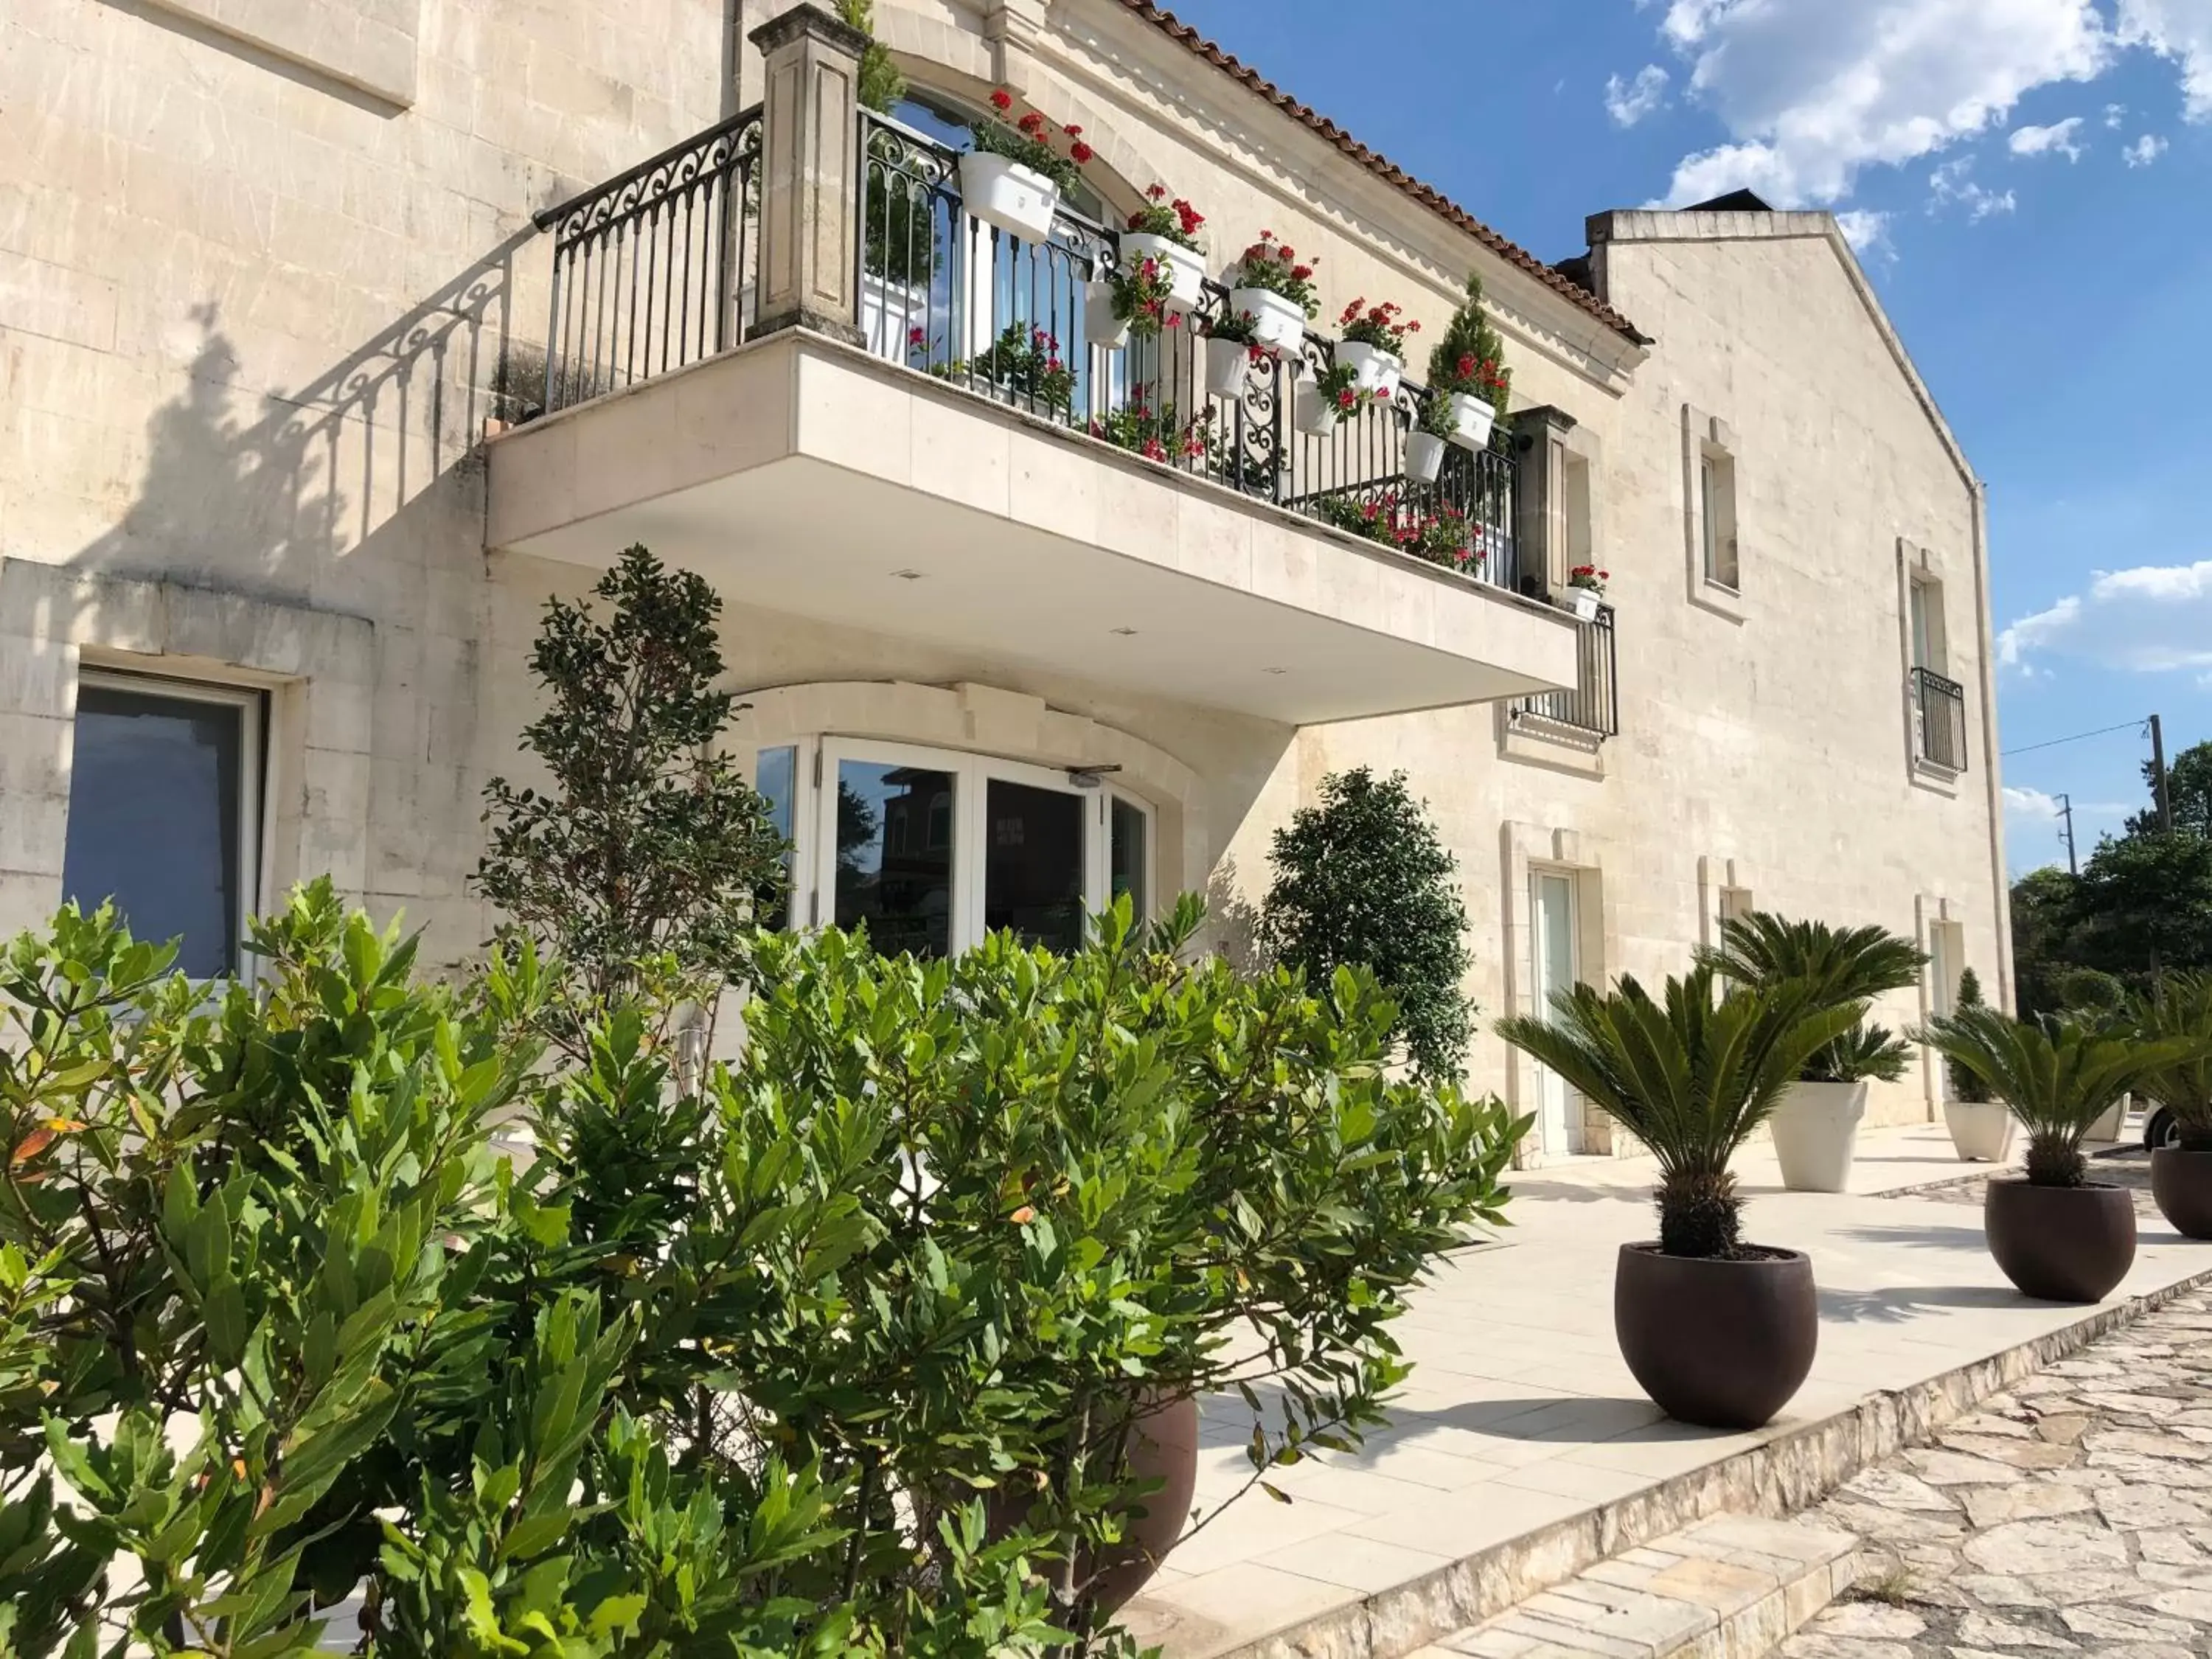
[[1509, 605, 1618, 741], [487, 62, 1582, 726], [1913, 665, 1968, 772]]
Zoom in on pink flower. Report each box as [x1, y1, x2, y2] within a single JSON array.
[[1141, 437, 1168, 461]]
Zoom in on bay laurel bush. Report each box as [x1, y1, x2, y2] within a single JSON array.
[[0, 886, 1525, 1654]]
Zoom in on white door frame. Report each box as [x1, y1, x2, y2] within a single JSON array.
[[1530, 866, 1582, 1158]]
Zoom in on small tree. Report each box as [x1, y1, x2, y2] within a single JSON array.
[[1425, 271, 1513, 431], [1949, 967, 1993, 1102], [838, 0, 905, 114], [1258, 768, 1473, 1078], [477, 545, 785, 1053]]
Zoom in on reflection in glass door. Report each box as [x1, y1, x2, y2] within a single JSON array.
[[830, 757, 957, 957], [1531, 872, 1579, 1157], [984, 778, 1087, 953]]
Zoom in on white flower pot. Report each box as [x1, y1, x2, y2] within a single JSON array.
[[2087, 1093, 2129, 1144], [1771, 1080, 1868, 1193], [1085, 279, 1128, 351], [959, 150, 1060, 243], [1569, 587, 1602, 621], [1203, 335, 1250, 398], [1337, 341, 1403, 400], [1405, 429, 1447, 484], [1120, 233, 1205, 313], [1229, 286, 1307, 355], [1444, 391, 1498, 451], [1945, 1099, 2017, 1163], [1293, 377, 1340, 436]]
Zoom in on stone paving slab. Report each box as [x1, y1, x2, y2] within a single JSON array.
[[1422, 1512, 1859, 1659], [1785, 1284, 2212, 1658], [1125, 1125, 2212, 1659]]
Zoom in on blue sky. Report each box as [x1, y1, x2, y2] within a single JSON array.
[[1161, 0, 2211, 874]]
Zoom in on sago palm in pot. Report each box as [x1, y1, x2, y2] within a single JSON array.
[[1917, 1007, 2191, 1300], [2126, 973, 2212, 1237], [1497, 966, 1860, 1427], [1695, 913, 1927, 1192]]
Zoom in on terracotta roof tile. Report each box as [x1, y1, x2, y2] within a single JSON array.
[[1115, 1, 1647, 343]]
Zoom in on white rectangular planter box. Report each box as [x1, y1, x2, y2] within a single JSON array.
[[959, 151, 1060, 243], [1336, 340, 1402, 400], [1228, 286, 1307, 355], [1120, 233, 1205, 313], [1444, 391, 1498, 451]]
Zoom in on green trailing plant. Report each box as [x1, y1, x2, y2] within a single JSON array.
[[1697, 911, 1928, 1085], [2128, 971, 2212, 1147], [1950, 967, 1994, 1102], [1087, 394, 1211, 464], [476, 544, 787, 1058], [1426, 271, 1513, 431], [1109, 248, 1178, 337], [1257, 768, 1475, 1078], [1916, 1006, 2192, 1186], [923, 319, 1077, 416], [1496, 968, 1863, 1256]]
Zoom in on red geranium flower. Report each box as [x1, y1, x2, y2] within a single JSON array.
[[1071, 141, 1094, 163], [1147, 182, 1168, 201], [1063, 123, 1084, 137], [991, 88, 1014, 111]]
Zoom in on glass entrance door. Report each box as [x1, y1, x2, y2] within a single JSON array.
[[1531, 871, 1579, 1156], [822, 748, 959, 958], [982, 776, 1088, 953]]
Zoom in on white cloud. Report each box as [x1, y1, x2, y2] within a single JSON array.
[[1607, 64, 1672, 127], [2118, 0, 2212, 119], [1655, 0, 2112, 207], [1998, 560, 2212, 672], [1834, 208, 1895, 251], [1928, 155, 2019, 218], [2009, 116, 2087, 156], [2105, 100, 2129, 126], [2125, 131, 2171, 163]]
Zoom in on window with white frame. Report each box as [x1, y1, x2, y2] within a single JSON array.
[[756, 738, 1155, 956], [1698, 442, 1739, 591], [60, 670, 265, 978]]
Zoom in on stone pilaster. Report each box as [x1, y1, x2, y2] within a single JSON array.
[[1511, 406, 1579, 600], [985, 0, 1051, 88], [749, 4, 868, 346]]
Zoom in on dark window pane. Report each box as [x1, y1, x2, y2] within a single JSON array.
[[1111, 798, 1148, 922], [756, 745, 797, 930], [61, 684, 245, 978], [984, 779, 1085, 953], [835, 761, 954, 958]]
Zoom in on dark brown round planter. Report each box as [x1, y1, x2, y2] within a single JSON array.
[[1613, 1243, 1817, 1430], [2152, 1147, 2212, 1239], [1984, 1179, 2136, 1301], [984, 1392, 1198, 1615]]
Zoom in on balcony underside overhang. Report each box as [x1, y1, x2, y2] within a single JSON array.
[[487, 332, 1580, 726]]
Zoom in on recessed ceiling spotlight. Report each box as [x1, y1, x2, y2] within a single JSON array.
[[1110, 626, 1138, 636], [1262, 667, 1288, 675], [891, 568, 925, 580]]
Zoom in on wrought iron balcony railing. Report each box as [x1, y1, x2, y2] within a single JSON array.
[[1509, 605, 1618, 740], [527, 108, 1520, 593], [1913, 665, 1968, 771]]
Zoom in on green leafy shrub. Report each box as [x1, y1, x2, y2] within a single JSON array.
[[2126, 972, 2212, 1146], [1258, 768, 1474, 1079], [1950, 967, 1993, 1103], [1496, 969, 1859, 1256]]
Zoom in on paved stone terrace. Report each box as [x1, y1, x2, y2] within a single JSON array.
[[1788, 1284, 2212, 1659], [1125, 1124, 2212, 1658]]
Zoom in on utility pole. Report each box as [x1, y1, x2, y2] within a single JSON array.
[[2152, 713, 2174, 833], [2057, 792, 2078, 875]]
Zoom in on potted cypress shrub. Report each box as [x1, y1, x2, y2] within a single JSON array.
[[1425, 272, 1513, 451], [1919, 1009, 2190, 1301], [2130, 972, 2212, 1237], [1944, 967, 2017, 1161], [1498, 968, 1860, 1428], [1227, 231, 1318, 355], [960, 88, 1089, 242], [1697, 914, 1927, 1192]]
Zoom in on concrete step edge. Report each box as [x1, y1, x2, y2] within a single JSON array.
[[1416, 1512, 1859, 1659]]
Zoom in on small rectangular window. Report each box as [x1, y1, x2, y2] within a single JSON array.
[[756, 745, 798, 929], [1700, 448, 1739, 591], [61, 673, 262, 978]]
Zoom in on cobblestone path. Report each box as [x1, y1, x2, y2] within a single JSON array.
[[1784, 1284, 2212, 1658]]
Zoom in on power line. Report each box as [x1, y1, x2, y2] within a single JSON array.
[[2000, 718, 2148, 759]]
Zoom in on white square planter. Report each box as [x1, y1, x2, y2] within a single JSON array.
[[1569, 588, 1603, 621], [1085, 279, 1128, 351], [1228, 286, 1307, 355], [1405, 430, 1446, 484], [1293, 376, 1340, 436], [959, 151, 1060, 243], [1119, 233, 1205, 313], [1444, 391, 1498, 451], [1336, 341, 1403, 400], [1203, 335, 1250, 398], [861, 272, 928, 361]]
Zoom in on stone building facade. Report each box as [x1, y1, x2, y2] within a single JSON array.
[[0, 0, 2010, 1152]]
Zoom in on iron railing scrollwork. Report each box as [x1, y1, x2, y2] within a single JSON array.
[[1511, 605, 1619, 740], [1912, 665, 1968, 771], [535, 107, 763, 415]]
